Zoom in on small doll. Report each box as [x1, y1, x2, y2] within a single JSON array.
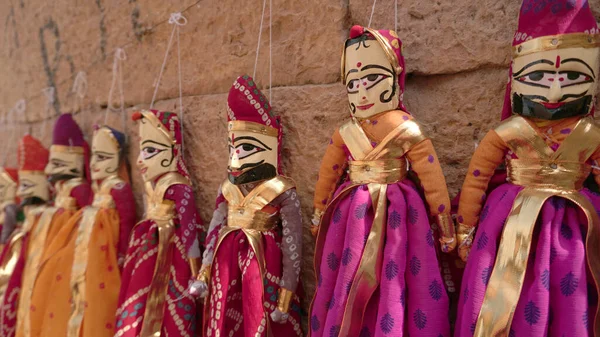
[[29, 125, 135, 337], [0, 135, 49, 337], [0, 168, 18, 247], [309, 26, 454, 337], [194, 75, 303, 337], [455, 1, 600, 336], [115, 110, 203, 337], [17, 113, 92, 337]]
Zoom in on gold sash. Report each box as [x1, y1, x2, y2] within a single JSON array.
[[211, 176, 295, 337], [67, 176, 122, 337], [313, 114, 425, 336], [55, 178, 85, 211], [474, 116, 600, 337], [139, 172, 190, 337]]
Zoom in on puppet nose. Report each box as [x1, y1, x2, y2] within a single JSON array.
[[547, 77, 562, 102]]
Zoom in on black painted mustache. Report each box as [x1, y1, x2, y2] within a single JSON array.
[[48, 173, 79, 184], [513, 93, 592, 120], [19, 197, 46, 210], [228, 163, 277, 185]]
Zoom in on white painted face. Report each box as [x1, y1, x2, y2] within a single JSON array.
[[136, 117, 177, 182], [90, 128, 120, 181], [44, 147, 85, 179], [227, 130, 278, 185], [344, 37, 399, 118], [511, 46, 600, 119], [17, 171, 49, 201], [0, 169, 16, 203]]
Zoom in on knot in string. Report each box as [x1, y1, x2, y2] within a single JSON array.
[[169, 12, 187, 26], [72, 71, 88, 99], [42, 87, 56, 105], [105, 48, 128, 129]]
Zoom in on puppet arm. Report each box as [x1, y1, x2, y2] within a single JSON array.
[[110, 182, 137, 267]]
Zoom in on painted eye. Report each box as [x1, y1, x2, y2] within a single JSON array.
[[363, 74, 389, 90], [346, 79, 360, 94], [141, 146, 165, 160], [515, 71, 556, 88], [234, 143, 265, 160], [559, 71, 593, 87], [52, 160, 66, 168]]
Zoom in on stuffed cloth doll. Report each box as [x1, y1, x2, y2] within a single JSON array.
[[0, 135, 49, 337], [194, 75, 303, 337], [30, 125, 135, 337], [115, 110, 203, 337], [455, 1, 600, 336], [17, 113, 92, 337], [309, 25, 454, 337]]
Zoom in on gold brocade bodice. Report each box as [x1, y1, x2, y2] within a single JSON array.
[[496, 116, 600, 192], [54, 178, 86, 211], [91, 176, 124, 209], [144, 172, 190, 224], [221, 176, 295, 231]]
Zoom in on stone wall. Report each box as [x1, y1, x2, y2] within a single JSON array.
[[1, 0, 599, 321]]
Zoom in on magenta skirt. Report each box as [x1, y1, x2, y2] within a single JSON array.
[[455, 184, 599, 336], [311, 180, 451, 337]]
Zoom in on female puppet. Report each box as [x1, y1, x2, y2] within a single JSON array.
[[29, 126, 135, 337], [0, 135, 49, 337], [0, 168, 18, 247], [455, 1, 600, 336], [17, 113, 92, 337], [193, 75, 303, 337], [309, 26, 455, 337], [115, 110, 203, 337]]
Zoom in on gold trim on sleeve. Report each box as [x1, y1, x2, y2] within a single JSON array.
[[277, 288, 294, 314]]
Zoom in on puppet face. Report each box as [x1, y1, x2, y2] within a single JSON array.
[[227, 130, 278, 185], [17, 171, 49, 202], [0, 170, 16, 203], [137, 118, 177, 182], [344, 37, 399, 118], [91, 129, 120, 181], [511, 46, 600, 119], [44, 147, 85, 182]]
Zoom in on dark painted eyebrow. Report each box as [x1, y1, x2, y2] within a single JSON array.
[[561, 58, 596, 78], [346, 68, 358, 79], [141, 140, 170, 147], [94, 151, 116, 156], [232, 136, 272, 150], [51, 158, 70, 164], [513, 59, 554, 77], [360, 64, 394, 74]]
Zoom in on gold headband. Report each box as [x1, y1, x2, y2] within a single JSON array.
[[228, 121, 278, 137], [139, 110, 176, 145], [50, 145, 85, 154], [513, 32, 600, 58], [340, 28, 404, 83]]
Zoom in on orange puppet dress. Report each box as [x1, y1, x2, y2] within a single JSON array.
[[28, 175, 134, 337]]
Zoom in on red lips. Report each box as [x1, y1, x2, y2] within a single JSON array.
[[357, 103, 374, 111], [541, 102, 566, 109]]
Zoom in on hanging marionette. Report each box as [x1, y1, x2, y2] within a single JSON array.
[[455, 1, 600, 336], [309, 25, 455, 337], [0, 135, 49, 337], [28, 125, 135, 337], [0, 168, 18, 247], [16, 113, 92, 337], [191, 75, 303, 337], [115, 110, 203, 337]]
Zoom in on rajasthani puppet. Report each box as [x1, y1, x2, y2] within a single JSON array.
[[16, 113, 92, 337], [309, 26, 454, 337], [194, 75, 303, 337], [0, 168, 18, 247], [115, 110, 203, 337], [30, 126, 135, 337], [455, 1, 600, 336], [0, 135, 49, 337]]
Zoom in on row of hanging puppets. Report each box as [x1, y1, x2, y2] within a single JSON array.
[[0, 0, 600, 336]]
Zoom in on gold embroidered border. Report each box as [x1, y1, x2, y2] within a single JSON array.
[[228, 120, 278, 137], [513, 32, 600, 58]]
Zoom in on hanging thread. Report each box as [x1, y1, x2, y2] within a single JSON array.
[[72, 71, 88, 131], [104, 48, 128, 131], [368, 0, 377, 27], [395, 0, 398, 32], [41, 87, 55, 142], [252, 0, 273, 102], [150, 12, 187, 154]]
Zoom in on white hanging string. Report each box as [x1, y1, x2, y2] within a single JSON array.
[[395, 0, 398, 32], [2, 100, 25, 166], [253, 0, 268, 80], [41, 87, 55, 141], [149, 12, 187, 154], [368, 0, 377, 27], [104, 48, 127, 131], [72, 71, 88, 130]]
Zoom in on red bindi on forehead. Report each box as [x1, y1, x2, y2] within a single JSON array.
[[357, 62, 362, 67], [556, 56, 561, 68]]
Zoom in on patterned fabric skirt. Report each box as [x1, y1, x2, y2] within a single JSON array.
[[205, 229, 302, 337], [455, 184, 599, 336], [116, 219, 198, 337], [0, 234, 29, 337], [311, 180, 451, 337]]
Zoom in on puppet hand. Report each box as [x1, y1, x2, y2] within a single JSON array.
[[189, 280, 208, 299], [456, 223, 475, 262], [439, 236, 457, 253], [270, 309, 289, 323], [310, 209, 324, 237]]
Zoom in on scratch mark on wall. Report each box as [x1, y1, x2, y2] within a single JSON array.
[[4, 7, 20, 57], [39, 17, 62, 113], [131, 5, 144, 41], [95, 0, 107, 59]]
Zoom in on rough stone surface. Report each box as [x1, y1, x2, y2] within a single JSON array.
[[0, 0, 596, 330]]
